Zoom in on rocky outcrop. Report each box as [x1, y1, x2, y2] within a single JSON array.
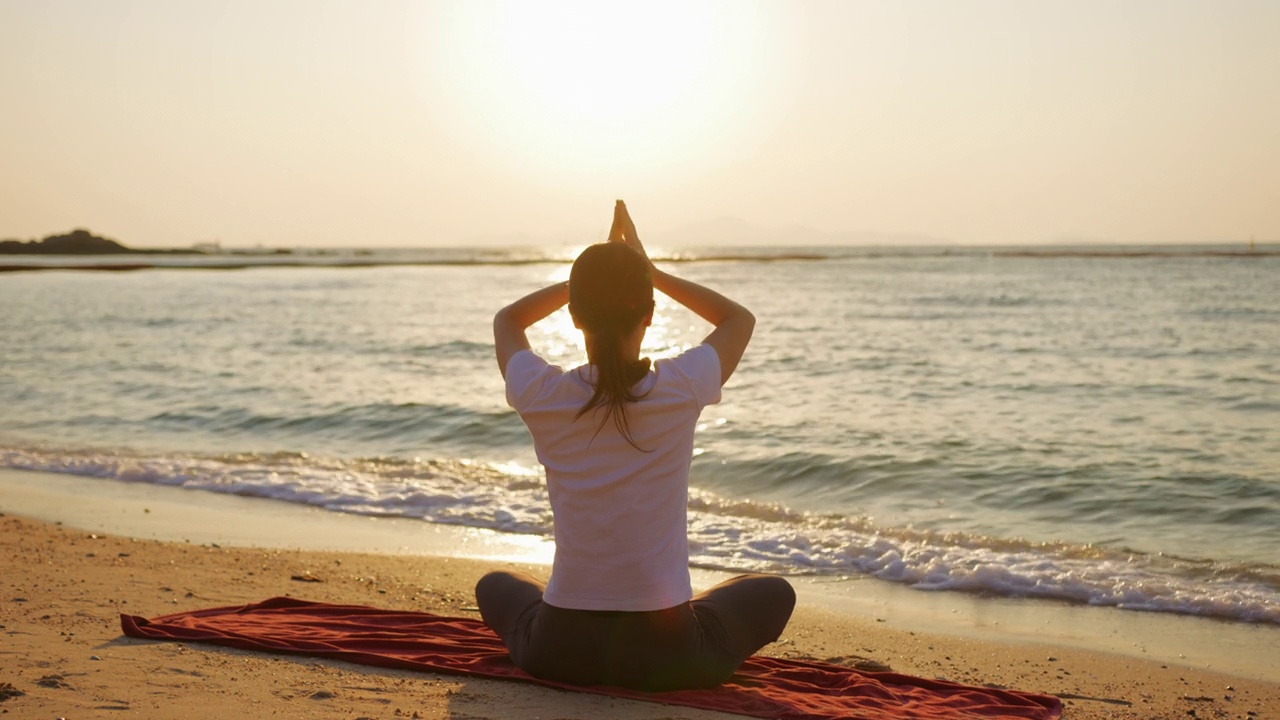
[[0, 229, 133, 254]]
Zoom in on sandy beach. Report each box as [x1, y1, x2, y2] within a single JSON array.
[[3, 468, 1278, 719]]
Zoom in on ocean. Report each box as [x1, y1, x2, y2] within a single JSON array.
[[2, 245, 1277, 624]]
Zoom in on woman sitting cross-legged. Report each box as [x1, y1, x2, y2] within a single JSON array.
[[475, 201, 795, 692]]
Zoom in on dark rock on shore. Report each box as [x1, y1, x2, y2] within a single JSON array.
[[0, 229, 132, 255], [0, 229, 211, 256]]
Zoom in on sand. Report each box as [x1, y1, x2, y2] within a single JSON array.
[[2, 470, 1279, 719]]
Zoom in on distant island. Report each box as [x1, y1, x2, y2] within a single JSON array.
[[0, 229, 191, 255]]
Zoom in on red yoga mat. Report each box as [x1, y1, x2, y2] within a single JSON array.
[[121, 597, 1062, 720]]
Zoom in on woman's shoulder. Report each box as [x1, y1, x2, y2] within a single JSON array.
[[505, 349, 575, 405], [504, 347, 548, 378], [654, 343, 719, 372], [651, 344, 722, 404]]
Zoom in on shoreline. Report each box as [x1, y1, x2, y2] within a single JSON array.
[[3, 242, 1277, 274], [2, 534, 1276, 718], [4, 468, 1279, 684], [4, 470, 1280, 718]]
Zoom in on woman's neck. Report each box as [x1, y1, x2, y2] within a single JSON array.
[[584, 326, 646, 365]]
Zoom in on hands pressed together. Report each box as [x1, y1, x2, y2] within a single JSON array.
[[609, 200, 649, 264]]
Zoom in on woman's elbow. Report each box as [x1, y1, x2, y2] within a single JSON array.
[[736, 305, 756, 335], [493, 307, 515, 333]]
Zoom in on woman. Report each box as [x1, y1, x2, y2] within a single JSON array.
[[476, 201, 794, 691]]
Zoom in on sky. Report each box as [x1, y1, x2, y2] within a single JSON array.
[[1, 0, 1277, 248]]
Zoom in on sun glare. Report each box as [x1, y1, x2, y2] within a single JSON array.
[[430, 1, 786, 187]]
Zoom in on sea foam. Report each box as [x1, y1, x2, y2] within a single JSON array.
[[4, 445, 1277, 625]]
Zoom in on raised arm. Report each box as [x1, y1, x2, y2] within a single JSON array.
[[613, 201, 754, 385], [654, 268, 755, 385], [493, 281, 569, 378]]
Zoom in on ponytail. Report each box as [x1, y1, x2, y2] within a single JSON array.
[[567, 242, 656, 451], [574, 313, 653, 451]]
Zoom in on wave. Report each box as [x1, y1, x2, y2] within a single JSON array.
[[47, 400, 536, 460], [686, 489, 1280, 623], [142, 402, 526, 446], [3, 443, 1278, 625], [1, 445, 554, 534]]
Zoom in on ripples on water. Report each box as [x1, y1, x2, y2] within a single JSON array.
[[1, 246, 1278, 622]]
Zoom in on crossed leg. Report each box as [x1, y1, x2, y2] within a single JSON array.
[[474, 569, 545, 647], [690, 573, 797, 669], [474, 570, 795, 689]]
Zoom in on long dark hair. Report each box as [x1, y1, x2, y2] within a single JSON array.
[[568, 244, 655, 449]]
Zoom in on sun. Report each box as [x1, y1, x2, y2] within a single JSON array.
[[425, 1, 789, 187]]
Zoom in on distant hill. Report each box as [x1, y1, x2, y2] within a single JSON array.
[[0, 229, 136, 255], [0, 229, 211, 255]]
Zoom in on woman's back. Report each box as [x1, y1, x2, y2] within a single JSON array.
[[505, 344, 722, 611]]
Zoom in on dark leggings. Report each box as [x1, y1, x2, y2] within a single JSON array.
[[474, 571, 796, 691]]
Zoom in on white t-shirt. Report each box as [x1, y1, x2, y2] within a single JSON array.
[[505, 344, 722, 611]]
